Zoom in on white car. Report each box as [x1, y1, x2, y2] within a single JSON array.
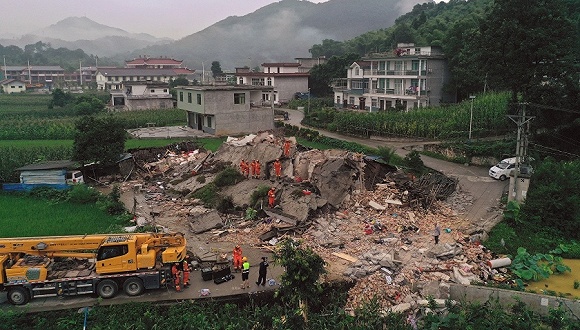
[[489, 157, 533, 181]]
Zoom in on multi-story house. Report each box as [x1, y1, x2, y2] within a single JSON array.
[[0, 65, 65, 90], [125, 56, 184, 69], [235, 62, 310, 104], [175, 85, 275, 136], [109, 81, 173, 111], [333, 43, 455, 111], [95, 67, 194, 91]]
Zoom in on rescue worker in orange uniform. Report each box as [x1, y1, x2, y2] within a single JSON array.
[[283, 140, 291, 157], [254, 160, 261, 178], [171, 262, 182, 292], [182, 257, 191, 287], [268, 187, 276, 208], [250, 160, 256, 178], [240, 159, 247, 176], [233, 245, 243, 272], [273, 159, 282, 179]]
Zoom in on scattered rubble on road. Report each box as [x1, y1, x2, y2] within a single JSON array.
[[113, 131, 506, 314]]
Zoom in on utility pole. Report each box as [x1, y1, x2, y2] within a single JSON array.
[[469, 95, 476, 140], [2, 55, 6, 80], [508, 103, 534, 202]]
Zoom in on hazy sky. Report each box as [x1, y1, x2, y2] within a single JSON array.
[[1, 0, 330, 40]]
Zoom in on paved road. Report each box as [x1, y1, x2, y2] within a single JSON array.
[[285, 108, 507, 229]]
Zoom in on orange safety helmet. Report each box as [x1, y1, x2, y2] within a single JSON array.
[[242, 256, 248, 262]]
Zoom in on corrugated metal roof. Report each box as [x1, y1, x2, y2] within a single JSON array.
[[16, 160, 79, 171]]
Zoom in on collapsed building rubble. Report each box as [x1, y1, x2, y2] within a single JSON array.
[[116, 132, 506, 315]]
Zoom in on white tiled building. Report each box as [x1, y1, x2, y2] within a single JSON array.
[[333, 43, 455, 111]]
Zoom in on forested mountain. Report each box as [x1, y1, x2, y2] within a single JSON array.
[[121, 0, 428, 69], [0, 42, 119, 72]]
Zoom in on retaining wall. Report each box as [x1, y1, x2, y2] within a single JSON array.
[[450, 283, 580, 318]]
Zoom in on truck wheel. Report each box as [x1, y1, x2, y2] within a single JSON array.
[[123, 277, 144, 296], [7, 287, 30, 305], [97, 280, 118, 299], [500, 175, 507, 181]]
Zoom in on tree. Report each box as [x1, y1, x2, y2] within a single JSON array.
[[476, 0, 577, 106], [273, 238, 326, 324], [74, 95, 105, 115], [210, 61, 223, 78], [169, 76, 189, 88], [72, 116, 127, 166], [49, 88, 73, 108], [308, 53, 360, 96]]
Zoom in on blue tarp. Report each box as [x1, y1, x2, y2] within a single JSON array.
[[2, 183, 70, 191]]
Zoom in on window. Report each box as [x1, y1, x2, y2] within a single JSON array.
[[349, 97, 355, 104], [411, 60, 419, 71], [150, 89, 155, 93], [97, 245, 129, 260], [336, 96, 341, 104], [354, 67, 359, 76], [415, 48, 421, 55], [251, 78, 265, 85], [267, 77, 272, 86], [188, 92, 192, 103], [197, 94, 202, 105], [206, 116, 212, 128], [234, 93, 245, 104], [239, 77, 244, 84], [179, 92, 183, 102], [163, 89, 168, 93]]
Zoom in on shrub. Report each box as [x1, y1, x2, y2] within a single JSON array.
[[97, 185, 126, 215], [216, 195, 235, 213], [376, 146, 396, 164], [67, 184, 100, 204], [404, 150, 425, 174], [213, 167, 244, 188], [191, 183, 218, 207], [250, 185, 271, 208]]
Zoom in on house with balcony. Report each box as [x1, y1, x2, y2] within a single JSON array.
[[109, 81, 173, 110], [235, 62, 309, 104], [333, 43, 455, 111], [175, 85, 275, 136]]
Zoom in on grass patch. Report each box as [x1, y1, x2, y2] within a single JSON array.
[[296, 137, 335, 150], [0, 138, 225, 151], [0, 193, 128, 237]]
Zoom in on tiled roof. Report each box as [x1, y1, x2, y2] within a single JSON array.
[[261, 63, 301, 67], [16, 160, 79, 171], [173, 68, 195, 74], [96, 68, 183, 76], [235, 72, 309, 77], [126, 57, 183, 65], [2, 66, 64, 71]]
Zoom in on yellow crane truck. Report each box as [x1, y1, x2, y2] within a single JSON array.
[[0, 232, 187, 305]]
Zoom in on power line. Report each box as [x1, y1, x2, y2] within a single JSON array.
[[529, 143, 580, 159], [527, 102, 580, 115]]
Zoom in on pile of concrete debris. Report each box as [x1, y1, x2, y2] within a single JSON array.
[[119, 132, 506, 313]]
